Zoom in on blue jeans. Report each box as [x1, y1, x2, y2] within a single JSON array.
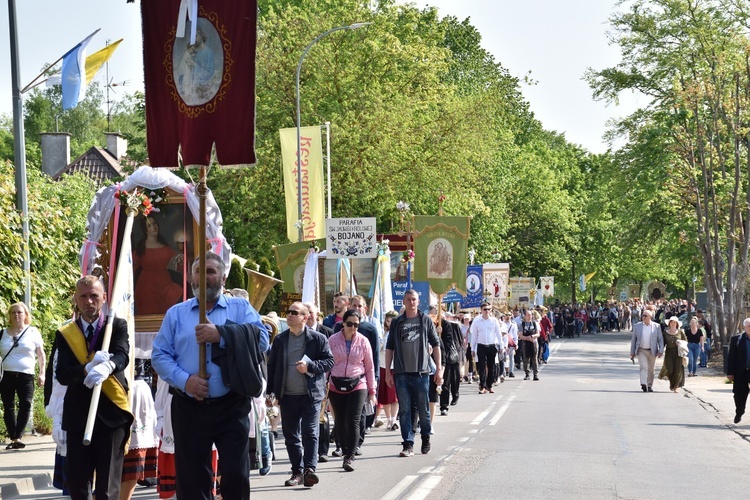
[[700, 338, 711, 366], [280, 394, 321, 473], [395, 373, 431, 445], [687, 342, 701, 374]]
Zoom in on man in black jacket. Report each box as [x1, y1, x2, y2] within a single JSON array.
[[727, 318, 750, 423], [56, 276, 132, 500], [437, 312, 463, 413], [267, 302, 334, 488]]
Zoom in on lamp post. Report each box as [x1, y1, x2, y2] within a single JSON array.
[[295, 22, 372, 242]]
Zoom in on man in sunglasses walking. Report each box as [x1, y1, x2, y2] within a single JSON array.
[[267, 302, 334, 488]]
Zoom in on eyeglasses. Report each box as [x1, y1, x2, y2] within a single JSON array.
[[286, 309, 302, 316], [344, 321, 360, 328]]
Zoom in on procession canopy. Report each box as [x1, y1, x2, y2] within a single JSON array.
[[141, 0, 258, 167], [78, 166, 231, 357]]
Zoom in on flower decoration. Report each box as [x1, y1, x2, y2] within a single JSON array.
[[309, 241, 320, 253], [396, 201, 410, 213], [402, 249, 415, 263], [114, 187, 167, 216]]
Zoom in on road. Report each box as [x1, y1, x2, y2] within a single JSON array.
[[21, 332, 750, 499]]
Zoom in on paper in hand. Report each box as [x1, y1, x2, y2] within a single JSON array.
[[301, 354, 315, 377]]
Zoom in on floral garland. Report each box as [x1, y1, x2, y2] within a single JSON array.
[[114, 187, 167, 216]]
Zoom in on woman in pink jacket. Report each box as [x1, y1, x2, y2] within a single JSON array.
[[327, 309, 377, 472]]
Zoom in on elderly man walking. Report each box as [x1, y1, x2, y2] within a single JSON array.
[[630, 310, 664, 392]]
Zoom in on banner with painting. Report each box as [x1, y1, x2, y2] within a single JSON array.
[[413, 216, 470, 296]]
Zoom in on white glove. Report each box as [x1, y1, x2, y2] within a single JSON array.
[[52, 415, 65, 446], [85, 351, 111, 374], [83, 361, 114, 388]]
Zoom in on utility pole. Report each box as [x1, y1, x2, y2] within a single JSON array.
[[8, 0, 31, 305]]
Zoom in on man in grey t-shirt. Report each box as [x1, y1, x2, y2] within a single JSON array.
[[385, 290, 441, 457]]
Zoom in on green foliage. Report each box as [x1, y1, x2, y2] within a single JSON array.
[[225, 257, 247, 290]]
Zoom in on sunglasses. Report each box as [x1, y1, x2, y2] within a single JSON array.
[[482, 308, 491, 311], [286, 309, 302, 316], [344, 321, 360, 328]]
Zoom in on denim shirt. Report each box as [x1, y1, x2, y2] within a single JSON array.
[[152, 295, 269, 398]]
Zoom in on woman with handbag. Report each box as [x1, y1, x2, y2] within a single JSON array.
[[327, 309, 377, 472], [1, 302, 46, 449], [658, 316, 686, 393]]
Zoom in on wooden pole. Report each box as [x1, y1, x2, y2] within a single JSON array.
[[198, 166, 207, 378], [83, 205, 137, 445]]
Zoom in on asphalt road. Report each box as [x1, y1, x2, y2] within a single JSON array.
[[18, 331, 750, 499]]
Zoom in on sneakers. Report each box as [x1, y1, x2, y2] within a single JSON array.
[[391, 422, 399, 430], [303, 468, 319, 487], [260, 454, 272, 476], [343, 457, 355, 472], [374, 418, 385, 428], [317, 454, 328, 463], [285, 472, 304, 486], [399, 444, 414, 457], [500, 375, 505, 383], [355, 447, 362, 456], [440, 409, 448, 416], [421, 435, 431, 454], [332, 448, 343, 457]]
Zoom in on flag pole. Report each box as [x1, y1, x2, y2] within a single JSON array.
[[83, 202, 138, 445], [198, 166, 207, 378]]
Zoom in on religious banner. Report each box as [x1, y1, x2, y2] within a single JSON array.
[[326, 217, 377, 259], [461, 265, 483, 309], [539, 276, 555, 297], [273, 239, 325, 293], [142, 1, 257, 166], [483, 263, 510, 310], [628, 284, 641, 299], [281, 126, 325, 242], [413, 216, 470, 296]]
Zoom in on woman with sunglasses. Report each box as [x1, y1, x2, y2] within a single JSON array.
[[327, 309, 377, 472], [1, 302, 46, 449]]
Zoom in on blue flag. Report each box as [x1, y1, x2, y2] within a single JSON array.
[[60, 30, 99, 110]]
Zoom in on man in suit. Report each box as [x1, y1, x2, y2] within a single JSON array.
[[305, 302, 333, 338], [56, 276, 132, 500], [727, 318, 750, 423], [629, 309, 664, 392]]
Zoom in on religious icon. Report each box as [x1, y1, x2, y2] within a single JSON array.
[[427, 238, 452, 278], [172, 18, 223, 106]]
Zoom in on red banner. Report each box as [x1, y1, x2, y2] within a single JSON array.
[[142, 0, 257, 167]]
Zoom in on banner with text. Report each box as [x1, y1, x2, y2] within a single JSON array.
[[273, 238, 325, 293], [413, 216, 470, 296], [391, 280, 430, 313], [326, 217, 377, 259], [280, 126, 325, 242]]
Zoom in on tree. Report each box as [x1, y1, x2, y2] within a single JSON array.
[[587, 0, 750, 344]]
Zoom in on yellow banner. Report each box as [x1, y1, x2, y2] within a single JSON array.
[[280, 126, 325, 242]]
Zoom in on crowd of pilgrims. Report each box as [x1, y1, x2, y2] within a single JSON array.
[[41, 289, 711, 497]]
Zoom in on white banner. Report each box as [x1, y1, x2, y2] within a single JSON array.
[[539, 276, 555, 297], [326, 217, 377, 259]]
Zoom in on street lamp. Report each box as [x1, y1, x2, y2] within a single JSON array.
[[295, 22, 372, 242]]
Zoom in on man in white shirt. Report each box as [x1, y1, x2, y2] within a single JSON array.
[[629, 310, 664, 392], [470, 304, 504, 394]]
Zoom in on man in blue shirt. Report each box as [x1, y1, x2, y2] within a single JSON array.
[[152, 252, 269, 500]]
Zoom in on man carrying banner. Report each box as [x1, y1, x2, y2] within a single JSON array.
[[55, 276, 133, 500], [385, 289, 442, 457], [152, 252, 269, 500]]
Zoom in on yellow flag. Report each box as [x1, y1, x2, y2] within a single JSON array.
[[85, 39, 122, 84], [584, 271, 596, 283], [279, 126, 325, 242]]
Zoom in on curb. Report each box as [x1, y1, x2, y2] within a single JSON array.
[[0, 473, 53, 499]]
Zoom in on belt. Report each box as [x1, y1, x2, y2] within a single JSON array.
[[169, 386, 235, 405]]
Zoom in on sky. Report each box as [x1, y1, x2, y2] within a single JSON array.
[[0, 0, 641, 154]]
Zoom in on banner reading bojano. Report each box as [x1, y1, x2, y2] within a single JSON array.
[[413, 216, 470, 296], [280, 126, 325, 242], [273, 238, 325, 293]]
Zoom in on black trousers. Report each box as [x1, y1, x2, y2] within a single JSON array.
[[476, 344, 498, 390], [66, 423, 128, 500], [0, 371, 34, 440], [733, 369, 750, 416], [329, 389, 366, 459], [440, 363, 460, 410], [172, 391, 251, 500], [465, 346, 475, 374]]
